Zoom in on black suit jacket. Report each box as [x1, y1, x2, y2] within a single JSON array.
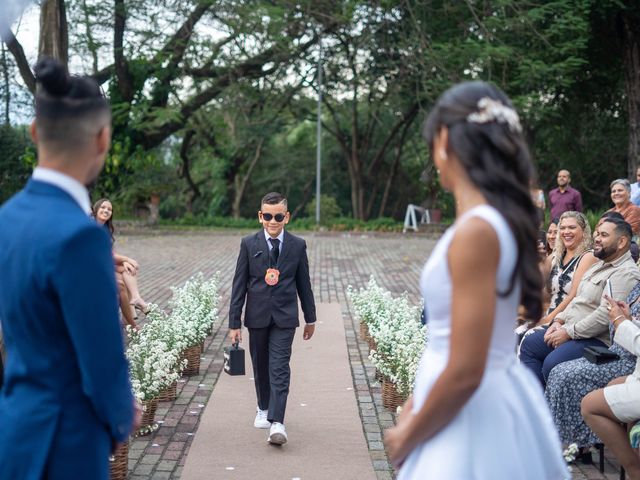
[[229, 230, 316, 329]]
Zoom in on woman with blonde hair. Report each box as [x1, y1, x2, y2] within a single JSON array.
[[539, 211, 598, 326]]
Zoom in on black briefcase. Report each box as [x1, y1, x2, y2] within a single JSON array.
[[223, 342, 245, 375]]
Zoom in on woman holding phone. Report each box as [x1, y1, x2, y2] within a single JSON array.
[[580, 293, 640, 479]]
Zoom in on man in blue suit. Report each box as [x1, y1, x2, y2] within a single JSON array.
[[0, 58, 137, 479]]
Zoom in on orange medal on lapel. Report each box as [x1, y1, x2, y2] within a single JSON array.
[[265, 268, 280, 286]]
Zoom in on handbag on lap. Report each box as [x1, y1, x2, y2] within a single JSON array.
[[583, 345, 620, 364]]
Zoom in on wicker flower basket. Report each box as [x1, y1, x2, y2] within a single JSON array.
[[109, 441, 128, 480], [138, 397, 159, 433], [181, 344, 202, 376], [359, 321, 369, 341], [368, 336, 377, 353], [382, 378, 406, 411], [157, 380, 177, 402]]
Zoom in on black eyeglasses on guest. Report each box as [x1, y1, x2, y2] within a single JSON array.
[[262, 213, 286, 222]]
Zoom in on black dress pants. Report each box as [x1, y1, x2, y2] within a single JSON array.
[[248, 321, 296, 424]]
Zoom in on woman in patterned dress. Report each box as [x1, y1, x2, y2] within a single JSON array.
[[544, 281, 640, 450]]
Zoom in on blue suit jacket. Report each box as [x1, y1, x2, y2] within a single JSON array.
[[0, 179, 134, 480]]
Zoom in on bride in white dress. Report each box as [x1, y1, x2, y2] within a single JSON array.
[[384, 82, 569, 479]]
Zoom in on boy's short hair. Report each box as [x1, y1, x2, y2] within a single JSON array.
[[261, 192, 288, 209]]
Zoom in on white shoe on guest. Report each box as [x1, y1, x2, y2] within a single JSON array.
[[268, 422, 287, 445], [254, 408, 270, 429]]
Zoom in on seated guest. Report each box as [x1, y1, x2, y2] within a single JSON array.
[[631, 166, 640, 206], [520, 217, 640, 385], [608, 179, 640, 236], [517, 212, 596, 351], [545, 280, 640, 459], [540, 211, 597, 326], [92, 199, 149, 329], [581, 297, 640, 479], [546, 218, 559, 256], [599, 210, 640, 263], [531, 181, 546, 229]]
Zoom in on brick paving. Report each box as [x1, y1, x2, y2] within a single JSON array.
[[117, 228, 623, 479]]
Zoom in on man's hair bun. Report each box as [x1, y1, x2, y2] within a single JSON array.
[[34, 57, 71, 97]]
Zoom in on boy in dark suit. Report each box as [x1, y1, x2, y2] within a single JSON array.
[[229, 192, 316, 445]]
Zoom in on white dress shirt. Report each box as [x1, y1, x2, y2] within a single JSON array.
[[32, 167, 92, 215], [264, 229, 285, 255]]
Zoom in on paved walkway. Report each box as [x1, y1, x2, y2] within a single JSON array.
[[181, 303, 376, 480], [117, 229, 623, 479]]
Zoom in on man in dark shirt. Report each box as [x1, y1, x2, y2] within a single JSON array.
[[549, 169, 583, 219]]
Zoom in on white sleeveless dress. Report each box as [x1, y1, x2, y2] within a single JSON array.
[[399, 205, 569, 480]]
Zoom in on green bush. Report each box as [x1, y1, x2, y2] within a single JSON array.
[[0, 125, 34, 203], [584, 209, 608, 232], [159, 215, 403, 232], [304, 195, 342, 224]]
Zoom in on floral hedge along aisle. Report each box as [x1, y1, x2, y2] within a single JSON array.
[[144, 307, 189, 402], [348, 277, 427, 411], [169, 273, 221, 376], [126, 319, 185, 436]]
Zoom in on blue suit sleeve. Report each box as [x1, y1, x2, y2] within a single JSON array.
[[52, 225, 134, 443]]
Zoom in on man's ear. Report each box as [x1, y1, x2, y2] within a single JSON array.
[[618, 235, 630, 252], [30, 120, 38, 143], [97, 125, 112, 156]]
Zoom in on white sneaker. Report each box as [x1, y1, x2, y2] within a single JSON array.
[[254, 408, 270, 429], [268, 422, 287, 445]]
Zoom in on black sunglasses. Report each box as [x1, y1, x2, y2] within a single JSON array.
[[262, 213, 286, 222]]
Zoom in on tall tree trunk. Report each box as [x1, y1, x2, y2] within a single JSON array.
[[231, 139, 264, 219], [39, 0, 68, 64], [621, 8, 640, 178], [379, 122, 411, 218], [178, 129, 199, 215], [81, 0, 99, 74], [1, 44, 9, 125]]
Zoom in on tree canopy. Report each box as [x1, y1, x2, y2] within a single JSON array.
[[1, 0, 638, 220]]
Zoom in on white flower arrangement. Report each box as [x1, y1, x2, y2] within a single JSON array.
[[124, 272, 221, 402], [126, 321, 185, 402], [562, 443, 579, 463], [348, 277, 428, 397], [169, 272, 221, 348]]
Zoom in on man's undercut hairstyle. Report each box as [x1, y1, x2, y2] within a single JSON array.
[[601, 211, 625, 222], [602, 217, 633, 242], [261, 192, 288, 210], [34, 57, 111, 152]]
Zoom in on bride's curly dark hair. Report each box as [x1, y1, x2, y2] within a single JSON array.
[[423, 81, 542, 320]]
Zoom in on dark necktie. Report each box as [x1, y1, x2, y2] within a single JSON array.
[[269, 238, 280, 266]]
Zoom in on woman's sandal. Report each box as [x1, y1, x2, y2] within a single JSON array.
[[130, 298, 150, 315]]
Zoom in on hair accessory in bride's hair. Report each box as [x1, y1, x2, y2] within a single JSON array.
[[466, 97, 522, 133]]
